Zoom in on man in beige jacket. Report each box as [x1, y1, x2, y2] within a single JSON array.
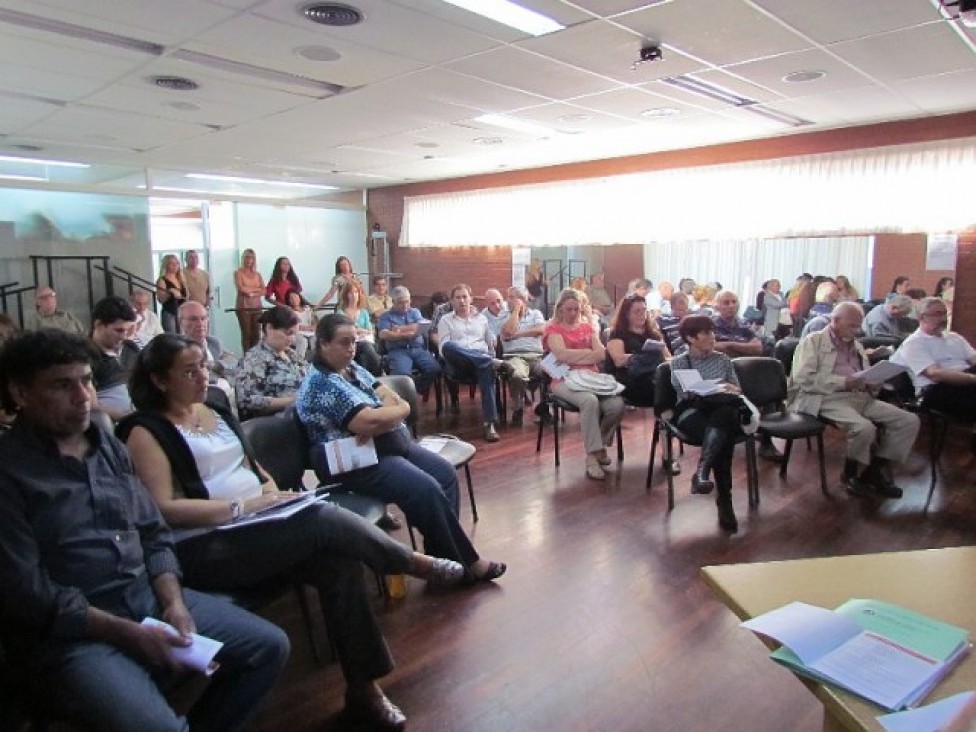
[[788, 302, 919, 498]]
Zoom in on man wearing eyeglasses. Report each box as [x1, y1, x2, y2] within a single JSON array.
[[28, 287, 85, 335], [178, 301, 238, 408], [892, 296, 976, 419]]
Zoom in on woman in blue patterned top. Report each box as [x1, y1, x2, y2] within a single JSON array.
[[235, 306, 308, 421], [670, 315, 744, 533], [297, 314, 506, 583]]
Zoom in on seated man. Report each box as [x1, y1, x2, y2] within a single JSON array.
[[27, 287, 85, 334], [437, 283, 508, 442], [711, 289, 781, 460], [90, 296, 140, 421], [482, 288, 509, 337], [587, 273, 615, 321], [0, 329, 288, 732], [130, 290, 164, 348], [500, 286, 545, 426], [788, 302, 920, 498], [891, 296, 976, 419], [377, 286, 441, 398], [863, 294, 914, 339], [367, 275, 393, 320], [178, 301, 237, 405]]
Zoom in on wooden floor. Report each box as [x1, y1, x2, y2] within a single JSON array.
[[254, 395, 976, 732]]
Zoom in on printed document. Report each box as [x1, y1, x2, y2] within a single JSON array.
[[141, 617, 223, 675], [672, 368, 725, 396]]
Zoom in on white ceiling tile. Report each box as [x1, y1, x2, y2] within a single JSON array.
[[750, 0, 941, 45], [568, 87, 711, 120], [893, 69, 976, 114], [27, 106, 212, 150], [722, 48, 875, 96], [830, 23, 976, 83]]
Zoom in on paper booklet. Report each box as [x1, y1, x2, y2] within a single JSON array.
[[672, 368, 726, 396], [540, 352, 570, 379], [742, 599, 971, 711], [413, 320, 432, 336], [641, 338, 667, 352], [323, 435, 378, 475], [853, 360, 908, 385], [217, 493, 325, 530], [141, 617, 223, 676]]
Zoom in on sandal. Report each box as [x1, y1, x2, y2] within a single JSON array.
[[469, 561, 507, 583], [586, 456, 606, 480], [596, 449, 612, 466], [427, 557, 465, 586]]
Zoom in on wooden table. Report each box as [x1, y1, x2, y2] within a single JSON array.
[[701, 547, 976, 732]]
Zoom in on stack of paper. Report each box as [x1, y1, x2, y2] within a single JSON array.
[[672, 368, 726, 396], [141, 617, 223, 675], [742, 599, 971, 711]]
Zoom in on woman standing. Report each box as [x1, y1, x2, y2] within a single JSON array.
[[544, 288, 625, 480], [235, 306, 308, 421], [120, 334, 464, 730], [155, 254, 187, 334], [605, 294, 667, 408], [264, 257, 302, 305], [338, 281, 382, 376], [317, 256, 361, 307], [670, 315, 744, 533], [296, 314, 505, 584], [758, 279, 787, 338], [234, 249, 264, 352]]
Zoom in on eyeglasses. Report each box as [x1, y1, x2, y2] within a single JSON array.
[[181, 365, 209, 380]]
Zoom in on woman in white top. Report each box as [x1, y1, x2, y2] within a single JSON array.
[[118, 334, 462, 729]]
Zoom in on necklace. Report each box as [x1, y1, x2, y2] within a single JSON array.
[[172, 405, 214, 436]]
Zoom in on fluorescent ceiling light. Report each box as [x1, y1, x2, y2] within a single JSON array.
[[0, 155, 90, 168], [186, 173, 338, 191], [745, 105, 812, 128], [474, 114, 554, 136], [0, 174, 47, 182], [152, 185, 290, 199], [661, 75, 756, 107], [440, 0, 563, 36]]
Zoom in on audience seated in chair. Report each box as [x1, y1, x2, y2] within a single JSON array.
[[296, 314, 506, 586], [90, 295, 140, 421], [235, 305, 308, 421], [377, 286, 442, 399], [119, 333, 466, 732], [543, 287, 626, 481], [863, 294, 914, 339], [605, 293, 668, 408], [0, 329, 290, 732], [499, 285, 546, 427], [178, 301, 238, 406], [436, 283, 508, 442], [26, 286, 85, 334], [788, 302, 919, 499], [337, 280, 383, 377], [657, 292, 691, 356], [130, 289, 165, 348]]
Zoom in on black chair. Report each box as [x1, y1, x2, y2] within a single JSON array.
[[436, 354, 504, 422], [534, 375, 625, 467], [647, 362, 757, 510], [773, 337, 800, 376], [732, 356, 829, 501], [378, 375, 478, 535]]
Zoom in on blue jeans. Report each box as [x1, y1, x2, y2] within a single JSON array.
[[329, 443, 480, 569], [440, 341, 498, 422], [386, 346, 441, 396], [30, 588, 289, 732]]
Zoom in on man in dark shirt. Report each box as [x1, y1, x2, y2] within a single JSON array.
[[0, 330, 289, 732], [90, 295, 140, 420]]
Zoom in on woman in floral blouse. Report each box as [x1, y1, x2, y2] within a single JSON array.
[[235, 305, 308, 421]]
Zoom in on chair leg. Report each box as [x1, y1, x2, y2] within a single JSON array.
[[663, 429, 675, 511], [615, 424, 624, 462], [463, 464, 478, 522], [535, 410, 545, 453], [746, 436, 759, 508], [924, 415, 949, 512], [779, 439, 794, 479], [815, 433, 829, 497], [646, 421, 660, 492], [553, 404, 560, 467]]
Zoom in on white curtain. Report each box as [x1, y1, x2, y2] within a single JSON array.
[[400, 138, 976, 247], [644, 236, 872, 305]]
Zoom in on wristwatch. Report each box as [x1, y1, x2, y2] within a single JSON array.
[[230, 500, 243, 521]]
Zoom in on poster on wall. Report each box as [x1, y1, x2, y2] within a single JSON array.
[[926, 233, 958, 270], [512, 247, 530, 288]]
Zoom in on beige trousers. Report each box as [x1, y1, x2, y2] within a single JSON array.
[[814, 391, 919, 466], [550, 382, 626, 455]]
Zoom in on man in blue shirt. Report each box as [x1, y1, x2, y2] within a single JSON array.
[[0, 329, 288, 732], [377, 286, 441, 398]]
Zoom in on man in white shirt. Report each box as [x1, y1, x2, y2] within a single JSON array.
[[129, 290, 164, 348], [891, 296, 976, 419], [437, 284, 509, 441], [500, 286, 545, 426]]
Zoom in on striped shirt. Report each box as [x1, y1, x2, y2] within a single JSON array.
[[670, 351, 738, 402]]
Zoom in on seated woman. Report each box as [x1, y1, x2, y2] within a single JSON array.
[[604, 293, 668, 408], [235, 305, 308, 421], [338, 281, 383, 377], [670, 315, 745, 533], [285, 288, 317, 361], [119, 334, 464, 731], [296, 314, 506, 584], [544, 288, 626, 481]]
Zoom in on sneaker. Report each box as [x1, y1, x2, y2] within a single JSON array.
[[483, 422, 500, 442]]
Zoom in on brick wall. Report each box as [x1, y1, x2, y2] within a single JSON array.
[[871, 233, 954, 301], [952, 229, 976, 343]]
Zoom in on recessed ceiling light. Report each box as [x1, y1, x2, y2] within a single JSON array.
[[296, 45, 342, 62], [640, 106, 681, 118], [783, 70, 826, 84], [302, 3, 363, 26], [558, 114, 591, 124], [149, 75, 199, 91], [415, 142, 440, 149], [164, 101, 201, 112], [473, 137, 504, 145], [438, 0, 563, 36]]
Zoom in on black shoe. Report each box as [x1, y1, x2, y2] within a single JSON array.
[[483, 422, 500, 442], [344, 691, 407, 732], [842, 472, 876, 497], [691, 474, 714, 495], [511, 408, 524, 427], [534, 403, 554, 425], [377, 512, 402, 532], [715, 469, 738, 533], [862, 458, 904, 499]]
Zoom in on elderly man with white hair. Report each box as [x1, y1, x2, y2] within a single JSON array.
[[376, 286, 441, 398], [788, 301, 920, 498]]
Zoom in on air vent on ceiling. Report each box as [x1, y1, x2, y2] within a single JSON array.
[[302, 3, 364, 26], [150, 76, 200, 91]]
